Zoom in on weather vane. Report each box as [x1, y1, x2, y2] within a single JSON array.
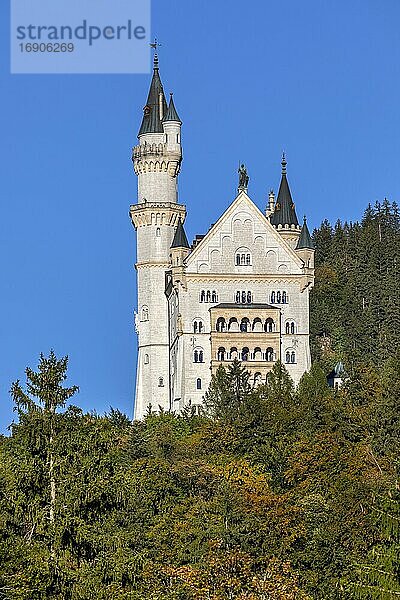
[[149, 38, 162, 52]]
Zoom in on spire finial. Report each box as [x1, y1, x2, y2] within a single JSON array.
[[150, 38, 161, 69], [281, 152, 287, 174], [303, 214, 307, 224]]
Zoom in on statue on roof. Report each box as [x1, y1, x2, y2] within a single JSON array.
[[238, 163, 249, 190]]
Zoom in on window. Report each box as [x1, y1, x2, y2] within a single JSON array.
[[240, 318, 249, 332], [235, 248, 251, 266], [144, 354, 149, 364], [217, 347, 226, 361], [276, 291, 281, 303], [285, 321, 296, 335], [265, 318, 274, 333], [193, 319, 204, 334], [200, 290, 205, 302], [285, 351, 296, 364], [194, 348, 204, 363], [158, 377, 164, 387], [235, 290, 252, 304], [242, 347, 249, 361], [282, 291, 287, 303], [271, 291, 288, 304], [291, 351, 296, 364], [211, 290, 217, 302], [216, 317, 226, 332], [201, 290, 217, 303], [271, 291, 275, 303], [196, 378, 202, 390], [266, 347, 274, 362], [141, 306, 149, 321], [156, 227, 161, 237], [206, 291, 211, 302]]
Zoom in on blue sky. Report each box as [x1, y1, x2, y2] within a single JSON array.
[[1, 0, 399, 432]]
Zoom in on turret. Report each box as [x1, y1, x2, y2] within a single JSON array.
[[170, 218, 190, 289], [132, 54, 182, 204], [270, 154, 302, 248], [295, 216, 315, 269], [266, 189, 275, 217]]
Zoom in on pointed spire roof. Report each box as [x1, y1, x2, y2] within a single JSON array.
[[138, 54, 168, 136], [163, 93, 182, 123], [296, 216, 314, 249], [270, 154, 299, 227], [171, 218, 189, 249]]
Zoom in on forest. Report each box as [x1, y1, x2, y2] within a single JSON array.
[[1, 200, 400, 599]]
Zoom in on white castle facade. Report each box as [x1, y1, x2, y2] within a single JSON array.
[[131, 56, 315, 420]]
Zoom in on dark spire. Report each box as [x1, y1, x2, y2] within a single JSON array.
[[171, 218, 189, 249], [138, 54, 168, 136], [296, 216, 314, 249], [270, 153, 299, 227], [163, 93, 182, 123]]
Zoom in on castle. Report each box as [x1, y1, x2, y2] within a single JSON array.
[[130, 55, 315, 420]]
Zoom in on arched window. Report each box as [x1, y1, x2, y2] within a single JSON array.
[[240, 318, 249, 332], [235, 248, 251, 266], [158, 377, 164, 387], [246, 253, 251, 265], [194, 349, 204, 363], [241, 253, 246, 264], [276, 291, 281, 303], [144, 354, 149, 364], [235, 291, 241, 303], [254, 372, 262, 386], [196, 378, 202, 390], [142, 306, 149, 321], [282, 291, 287, 303], [285, 351, 291, 364], [194, 321, 198, 334], [199, 350, 204, 363], [247, 291, 252, 303], [200, 290, 205, 303], [199, 321, 204, 333], [156, 227, 161, 237], [252, 318, 263, 332], [266, 347, 274, 361], [194, 319, 204, 333], [291, 322, 295, 334], [285, 322, 290, 335], [228, 317, 239, 332], [291, 351, 296, 364], [230, 347, 238, 360], [216, 317, 226, 332], [211, 291, 217, 302], [242, 347, 249, 361], [217, 347, 226, 361], [271, 291, 276, 303], [236, 254, 241, 266], [206, 291, 211, 302], [265, 318, 274, 333], [253, 347, 262, 361]]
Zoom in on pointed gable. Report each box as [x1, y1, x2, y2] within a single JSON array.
[[186, 191, 304, 275]]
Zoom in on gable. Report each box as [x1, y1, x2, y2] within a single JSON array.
[[185, 192, 304, 275]]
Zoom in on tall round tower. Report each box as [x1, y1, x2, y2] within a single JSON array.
[[130, 55, 186, 419]]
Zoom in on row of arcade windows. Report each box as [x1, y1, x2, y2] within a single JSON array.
[[200, 290, 218, 303], [235, 291, 252, 304], [217, 347, 276, 362], [270, 291, 288, 304], [216, 317, 275, 333], [285, 321, 296, 334]]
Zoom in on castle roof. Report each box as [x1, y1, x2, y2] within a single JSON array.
[[296, 216, 314, 249], [171, 218, 189, 249], [138, 54, 168, 136], [163, 93, 181, 123], [270, 154, 299, 227]]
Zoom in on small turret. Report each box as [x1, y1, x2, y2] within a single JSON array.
[[296, 216, 315, 269], [170, 218, 190, 288], [163, 93, 182, 163]]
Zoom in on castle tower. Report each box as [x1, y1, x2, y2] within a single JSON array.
[[269, 154, 302, 248], [130, 54, 186, 420]]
